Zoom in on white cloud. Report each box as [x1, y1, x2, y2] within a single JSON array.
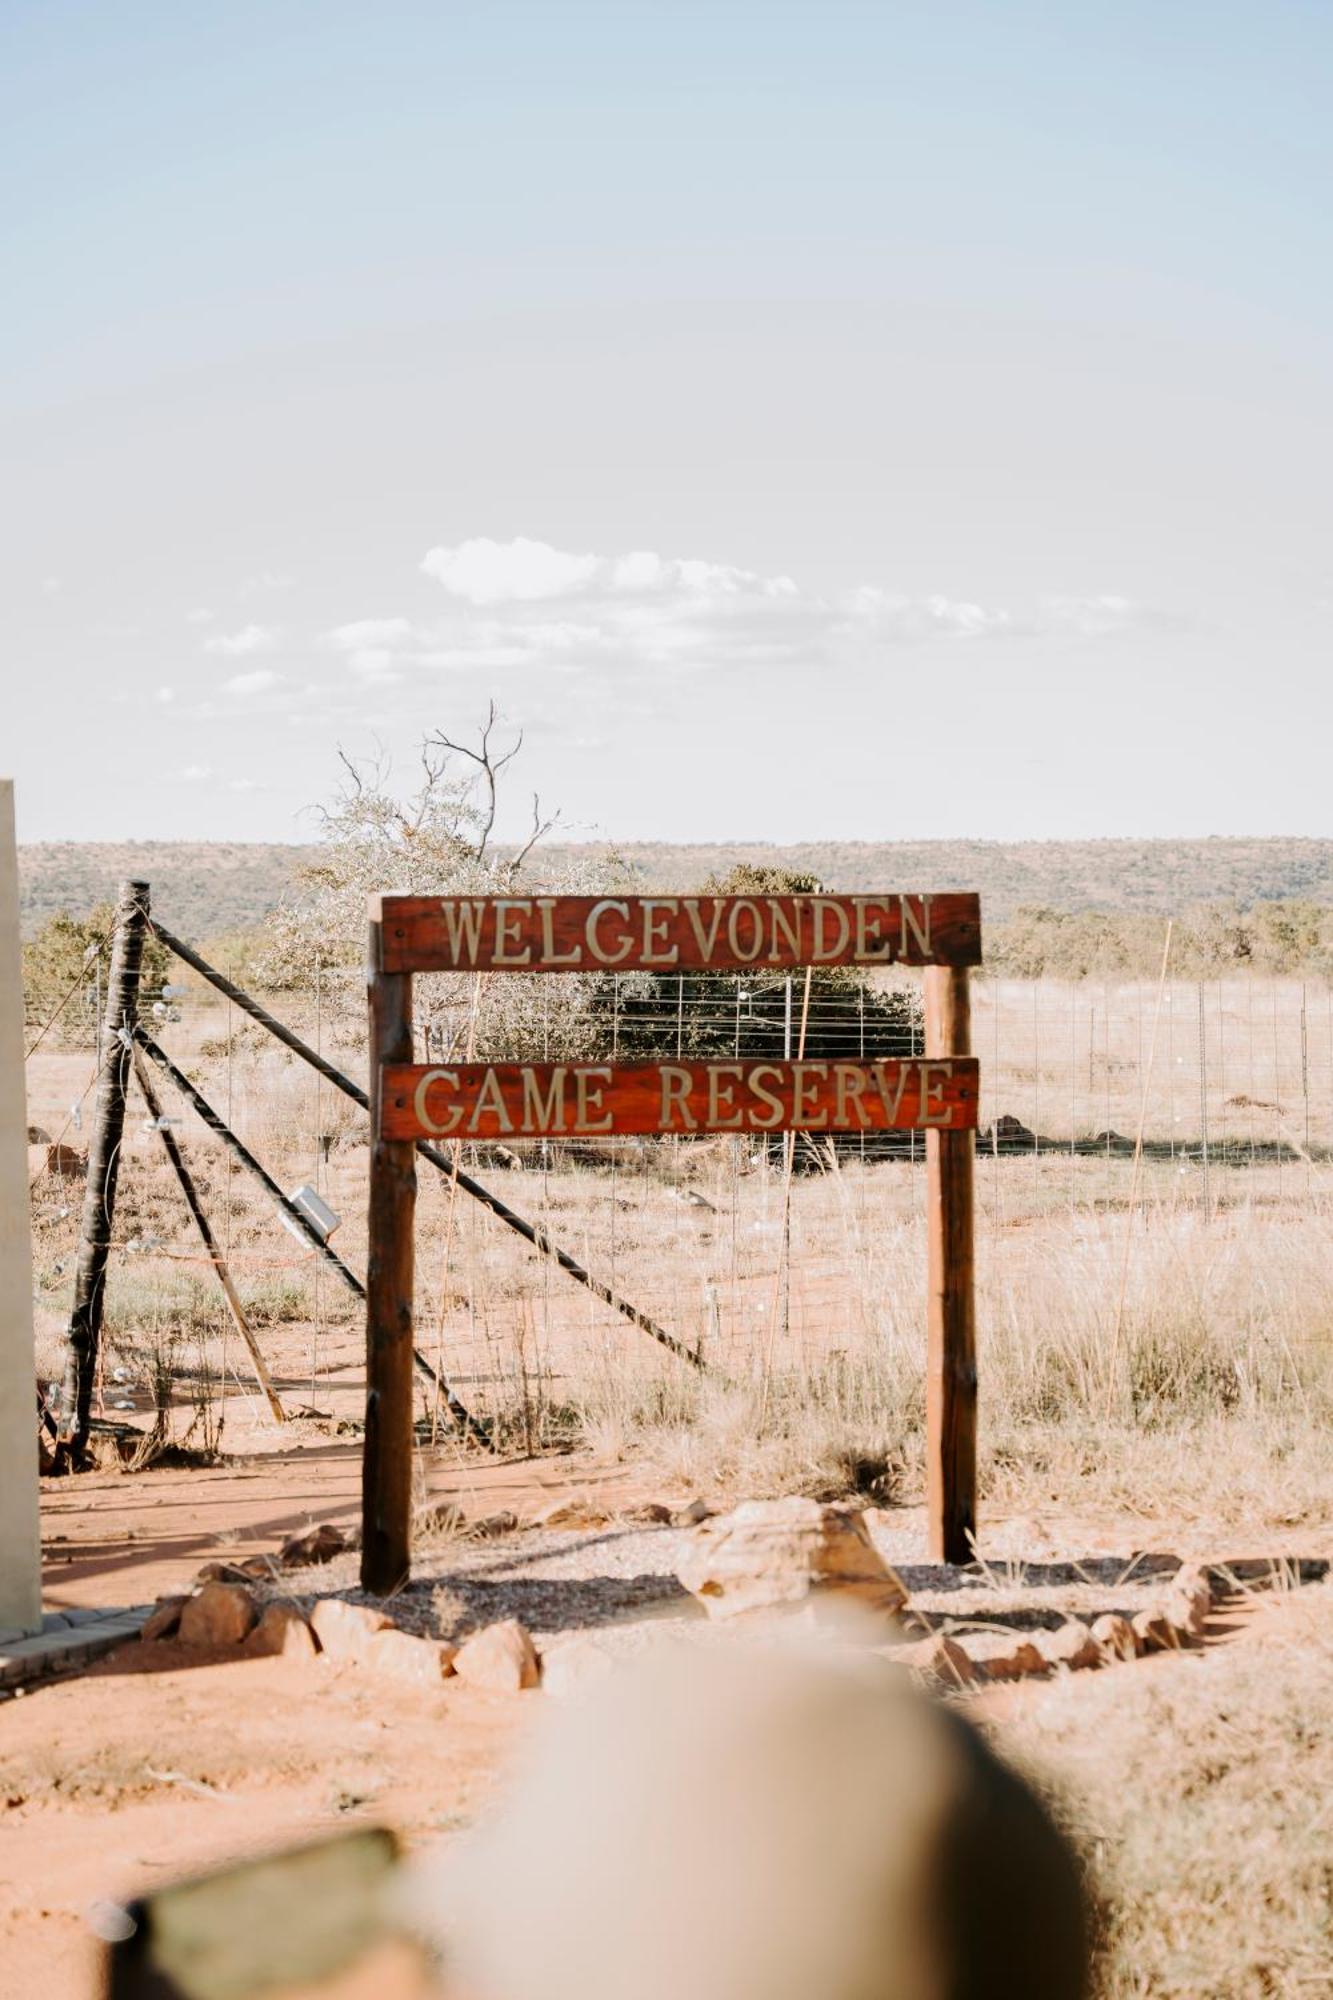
[[228, 777, 262, 792], [421, 537, 804, 612], [205, 624, 279, 656], [344, 648, 403, 684], [156, 686, 175, 703], [180, 763, 212, 781], [320, 538, 1174, 716], [185, 607, 214, 626], [608, 550, 667, 592], [1037, 594, 1139, 637], [844, 590, 1012, 639], [923, 595, 1011, 638], [222, 668, 280, 695], [327, 617, 416, 652], [421, 537, 600, 604]]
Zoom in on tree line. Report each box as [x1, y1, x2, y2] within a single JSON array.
[[982, 901, 1332, 979]]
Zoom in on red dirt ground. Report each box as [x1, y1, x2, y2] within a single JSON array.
[[3, 1444, 673, 2000], [3, 1442, 1313, 2000]]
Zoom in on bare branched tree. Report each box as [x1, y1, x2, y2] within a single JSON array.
[[262, 716, 624, 1061]]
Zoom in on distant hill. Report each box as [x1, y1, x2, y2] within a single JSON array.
[[16, 842, 314, 938], [16, 836, 1333, 940], [542, 838, 1333, 915]]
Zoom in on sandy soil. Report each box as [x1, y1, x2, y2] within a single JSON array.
[[6, 1444, 671, 2000], [6, 1432, 1325, 2000]]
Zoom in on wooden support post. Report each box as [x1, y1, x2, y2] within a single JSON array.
[[925, 965, 977, 1564], [362, 915, 416, 1595], [58, 879, 149, 1462], [130, 1046, 287, 1425]]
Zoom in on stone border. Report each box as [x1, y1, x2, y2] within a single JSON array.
[[0, 1606, 152, 1694]]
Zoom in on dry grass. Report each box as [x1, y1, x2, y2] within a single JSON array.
[[519, 1184, 1333, 1533], [24, 984, 1333, 1991], [28, 986, 1333, 1532], [996, 1581, 1333, 1997]]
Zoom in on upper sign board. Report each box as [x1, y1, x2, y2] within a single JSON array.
[[376, 892, 981, 974]]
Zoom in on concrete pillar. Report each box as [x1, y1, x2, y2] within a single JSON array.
[[0, 781, 41, 1633]]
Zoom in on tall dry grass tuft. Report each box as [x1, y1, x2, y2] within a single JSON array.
[[997, 1579, 1333, 1997], [485, 1188, 1333, 1530]]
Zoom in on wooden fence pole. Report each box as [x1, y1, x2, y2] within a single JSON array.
[[925, 964, 977, 1563], [362, 911, 416, 1594], [57, 879, 149, 1463]]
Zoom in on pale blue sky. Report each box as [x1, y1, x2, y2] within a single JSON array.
[[4, 2, 1330, 844]]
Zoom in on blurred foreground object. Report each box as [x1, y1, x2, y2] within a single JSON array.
[[425, 1637, 1090, 2000], [103, 1828, 425, 2000]]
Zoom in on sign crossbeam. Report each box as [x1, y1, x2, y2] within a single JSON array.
[[377, 891, 981, 975]]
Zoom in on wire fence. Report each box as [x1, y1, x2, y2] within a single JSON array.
[[974, 975, 1332, 1217], [35, 964, 1333, 1213], [28, 959, 1333, 1428]]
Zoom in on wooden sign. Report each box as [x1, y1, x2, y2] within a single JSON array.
[[362, 884, 983, 1595], [376, 891, 981, 975], [380, 1057, 980, 1141]]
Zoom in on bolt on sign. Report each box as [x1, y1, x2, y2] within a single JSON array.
[[363, 891, 983, 1594]]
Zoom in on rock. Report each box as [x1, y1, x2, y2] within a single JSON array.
[[541, 1635, 617, 1697], [248, 1603, 319, 1661], [193, 1559, 253, 1586], [674, 1498, 714, 1527], [675, 1497, 908, 1623], [471, 1511, 519, 1539], [45, 1142, 86, 1179], [957, 1631, 1046, 1682], [881, 1635, 979, 1690], [415, 1502, 467, 1541], [1090, 1613, 1137, 1663], [178, 1582, 257, 1648], [365, 1628, 457, 1687], [454, 1619, 542, 1692], [310, 1597, 392, 1661], [279, 1523, 348, 1568], [986, 1113, 1034, 1151], [530, 1496, 610, 1530], [1035, 1622, 1101, 1672], [1162, 1565, 1212, 1638], [625, 1502, 675, 1526], [26, 1124, 51, 1144], [1131, 1609, 1180, 1654], [140, 1596, 187, 1643]]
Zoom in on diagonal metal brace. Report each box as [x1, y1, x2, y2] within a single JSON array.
[[131, 1028, 491, 1448], [148, 919, 704, 1371]]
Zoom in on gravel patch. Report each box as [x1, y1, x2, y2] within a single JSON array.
[[266, 1514, 1323, 1653]]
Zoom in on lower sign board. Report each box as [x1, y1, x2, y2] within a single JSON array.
[[381, 1058, 980, 1141]]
